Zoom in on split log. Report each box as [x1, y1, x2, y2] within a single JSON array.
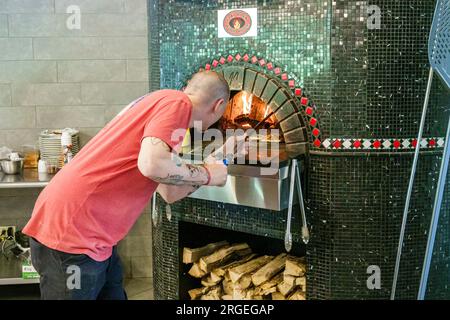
[[201, 285, 222, 300], [288, 289, 306, 300], [188, 286, 210, 300], [271, 292, 286, 300], [199, 243, 250, 273], [252, 253, 287, 286], [296, 276, 306, 290], [285, 256, 306, 277], [188, 262, 207, 278], [277, 280, 297, 297], [234, 272, 254, 290], [258, 286, 277, 296], [232, 288, 248, 300], [228, 255, 273, 283], [284, 275, 297, 286], [210, 254, 257, 280], [222, 279, 234, 296], [254, 273, 283, 296], [183, 241, 229, 264], [201, 274, 222, 287]]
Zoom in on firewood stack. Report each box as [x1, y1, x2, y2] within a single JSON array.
[[183, 241, 307, 300]]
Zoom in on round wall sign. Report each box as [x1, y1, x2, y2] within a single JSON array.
[[223, 10, 252, 36]]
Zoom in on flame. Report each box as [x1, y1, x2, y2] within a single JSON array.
[[241, 91, 253, 115]]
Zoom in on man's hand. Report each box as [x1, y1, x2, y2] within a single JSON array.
[[205, 133, 249, 164], [204, 163, 228, 186]]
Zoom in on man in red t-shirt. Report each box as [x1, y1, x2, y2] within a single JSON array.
[[23, 71, 239, 300]]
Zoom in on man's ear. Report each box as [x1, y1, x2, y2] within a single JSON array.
[[213, 98, 225, 113]]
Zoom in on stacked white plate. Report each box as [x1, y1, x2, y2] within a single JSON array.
[[39, 128, 80, 168]]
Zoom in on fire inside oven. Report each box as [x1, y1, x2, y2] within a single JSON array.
[[188, 89, 290, 164], [219, 91, 281, 137]]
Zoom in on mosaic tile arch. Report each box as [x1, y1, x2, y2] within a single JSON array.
[[182, 53, 325, 157]]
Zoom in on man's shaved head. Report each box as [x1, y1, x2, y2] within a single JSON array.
[[185, 71, 230, 106], [183, 70, 230, 130]]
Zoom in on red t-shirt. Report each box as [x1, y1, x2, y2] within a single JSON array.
[[23, 89, 192, 261]]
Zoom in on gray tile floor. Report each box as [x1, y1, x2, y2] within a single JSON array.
[[0, 277, 154, 300], [124, 277, 154, 300]]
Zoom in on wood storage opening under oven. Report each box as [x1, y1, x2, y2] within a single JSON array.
[[179, 222, 307, 300]]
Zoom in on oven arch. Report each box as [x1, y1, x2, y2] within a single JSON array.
[[183, 53, 323, 158]]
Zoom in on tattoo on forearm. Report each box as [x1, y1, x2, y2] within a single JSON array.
[[152, 164, 207, 186]]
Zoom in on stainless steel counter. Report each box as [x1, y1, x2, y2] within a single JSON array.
[[0, 169, 54, 189]]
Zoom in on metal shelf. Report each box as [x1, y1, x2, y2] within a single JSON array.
[[0, 169, 54, 189], [0, 278, 39, 285]]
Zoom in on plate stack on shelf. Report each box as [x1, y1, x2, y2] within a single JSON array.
[[39, 128, 80, 169]]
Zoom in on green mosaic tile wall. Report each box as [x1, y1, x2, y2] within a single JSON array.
[[149, 0, 450, 300]]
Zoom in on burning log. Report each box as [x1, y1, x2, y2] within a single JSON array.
[[183, 241, 229, 264]]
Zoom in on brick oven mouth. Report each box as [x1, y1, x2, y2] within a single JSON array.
[[183, 65, 309, 211]]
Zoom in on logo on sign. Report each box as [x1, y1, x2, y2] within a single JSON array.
[[223, 10, 252, 37], [218, 8, 257, 38]]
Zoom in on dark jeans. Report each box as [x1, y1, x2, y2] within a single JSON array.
[[30, 238, 127, 300]]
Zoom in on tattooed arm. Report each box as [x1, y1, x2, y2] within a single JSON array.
[[138, 136, 227, 187], [156, 184, 200, 204]]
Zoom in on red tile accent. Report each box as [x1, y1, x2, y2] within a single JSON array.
[[393, 140, 401, 149], [288, 80, 295, 88], [243, 54, 249, 62], [219, 57, 226, 64], [312, 128, 320, 137], [274, 67, 281, 75], [309, 118, 317, 126], [314, 139, 322, 147], [411, 139, 418, 148], [266, 62, 273, 70], [333, 140, 341, 148], [235, 53, 242, 61], [353, 140, 362, 148], [205, 64, 211, 71], [429, 139, 436, 147], [251, 56, 258, 64], [259, 59, 266, 67], [295, 88, 302, 96], [373, 140, 381, 149], [305, 107, 313, 115], [227, 55, 233, 62], [301, 97, 309, 106], [281, 73, 288, 81]]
